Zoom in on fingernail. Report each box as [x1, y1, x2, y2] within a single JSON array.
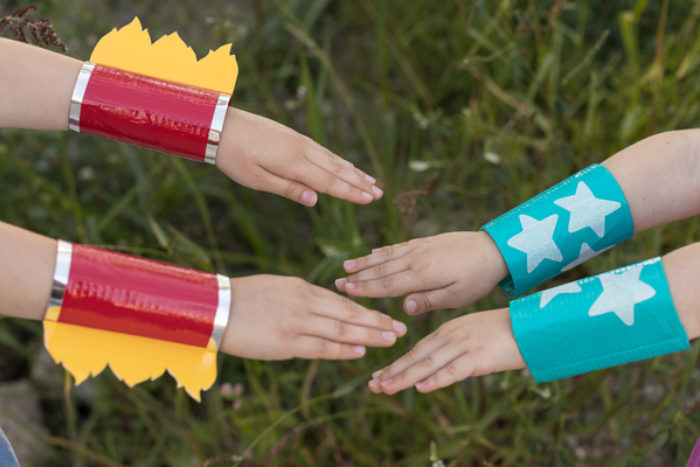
[[344, 260, 356, 270], [371, 185, 383, 198], [372, 248, 382, 254], [368, 379, 380, 389], [382, 331, 396, 343], [361, 191, 373, 201], [393, 320, 407, 335], [405, 299, 417, 314], [353, 345, 366, 355], [380, 378, 393, 387], [365, 174, 376, 183], [335, 278, 346, 289], [415, 381, 426, 390], [372, 370, 382, 378], [301, 190, 317, 206], [345, 282, 356, 291]]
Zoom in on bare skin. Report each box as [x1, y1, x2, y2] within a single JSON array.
[[0, 37, 383, 207], [0, 221, 407, 361]]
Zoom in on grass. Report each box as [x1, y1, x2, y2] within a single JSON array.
[[2, 0, 700, 464]]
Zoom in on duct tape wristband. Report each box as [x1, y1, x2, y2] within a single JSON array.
[[510, 257, 689, 382], [47, 240, 231, 350], [482, 164, 633, 297], [69, 62, 231, 165]]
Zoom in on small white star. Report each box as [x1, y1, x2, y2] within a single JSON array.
[[588, 265, 656, 326], [554, 182, 621, 238], [506, 214, 563, 274], [539, 282, 583, 308], [561, 243, 612, 272]]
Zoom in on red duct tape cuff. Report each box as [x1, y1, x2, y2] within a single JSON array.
[[69, 62, 231, 164], [48, 241, 231, 349]]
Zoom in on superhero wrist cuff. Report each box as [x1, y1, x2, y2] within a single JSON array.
[[68, 17, 238, 165], [44, 240, 231, 400], [510, 257, 689, 382], [482, 164, 633, 297]]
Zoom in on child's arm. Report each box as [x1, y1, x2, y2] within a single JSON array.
[[337, 130, 700, 314], [0, 220, 406, 360], [0, 38, 382, 207], [368, 241, 700, 394]]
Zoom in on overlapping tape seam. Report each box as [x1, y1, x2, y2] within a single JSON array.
[[68, 17, 237, 165], [482, 164, 634, 297], [44, 240, 231, 401], [510, 257, 689, 382]]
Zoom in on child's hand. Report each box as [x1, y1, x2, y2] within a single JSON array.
[[221, 275, 406, 360], [217, 108, 383, 206], [335, 231, 508, 315], [368, 308, 525, 394]]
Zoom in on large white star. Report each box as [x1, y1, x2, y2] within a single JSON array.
[[560, 243, 612, 272], [539, 282, 583, 308], [588, 265, 656, 326], [554, 182, 621, 238], [506, 214, 563, 274]]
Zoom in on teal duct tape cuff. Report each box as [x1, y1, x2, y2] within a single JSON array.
[[510, 257, 689, 382], [482, 164, 634, 297]]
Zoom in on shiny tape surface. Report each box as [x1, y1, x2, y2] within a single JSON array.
[[204, 93, 231, 165], [78, 64, 222, 162], [212, 274, 231, 349], [48, 240, 73, 313], [68, 62, 95, 132], [482, 164, 634, 297], [57, 244, 220, 348], [510, 257, 689, 382]]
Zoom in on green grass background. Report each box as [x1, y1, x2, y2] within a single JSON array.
[[2, 0, 700, 464]]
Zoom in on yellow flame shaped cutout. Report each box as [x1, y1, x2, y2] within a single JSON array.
[[44, 315, 218, 401], [90, 17, 238, 94]]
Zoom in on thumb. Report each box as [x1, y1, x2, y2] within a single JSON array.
[[404, 289, 456, 315]]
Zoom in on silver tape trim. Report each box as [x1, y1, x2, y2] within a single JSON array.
[[211, 274, 231, 349], [204, 93, 231, 165], [47, 240, 73, 316], [68, 62, 95, 132]]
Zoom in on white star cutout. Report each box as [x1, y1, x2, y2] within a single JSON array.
[[539, 282, 583, 308], [588, 265, 656, 326], [554, 182, 621, 238], [506, 214, 563, 274], [560, 243, 612, 272]]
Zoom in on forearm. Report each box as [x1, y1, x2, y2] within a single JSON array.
[[663, 241, 700, 339], [0, 221, 56, 320], [603, 129, 700, 232], [0, 38, 81, 130]]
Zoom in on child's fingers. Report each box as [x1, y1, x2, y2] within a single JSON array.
[[306, 148, 382, 199], [342, 243, 412, 273], [259, 170, 318, 206], [374, 345, 463, 395], [295, 336, 367, 360], [309, 288, 406, 335], [403, 287, 457, 315], [341, 256, 411, 283], [303, 316, 399, 347], [281, 161, 375, 205], [414, 356, 475, 393], [341, 271, 420, 297], [373, 333, 445, 381]]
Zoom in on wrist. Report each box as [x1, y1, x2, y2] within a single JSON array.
[[477, 230, 509, 289], [43, 240, 228, 400], [220, 276, 242, 356], [482, 164, 633, 297], [68, 18, 237, 164]]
